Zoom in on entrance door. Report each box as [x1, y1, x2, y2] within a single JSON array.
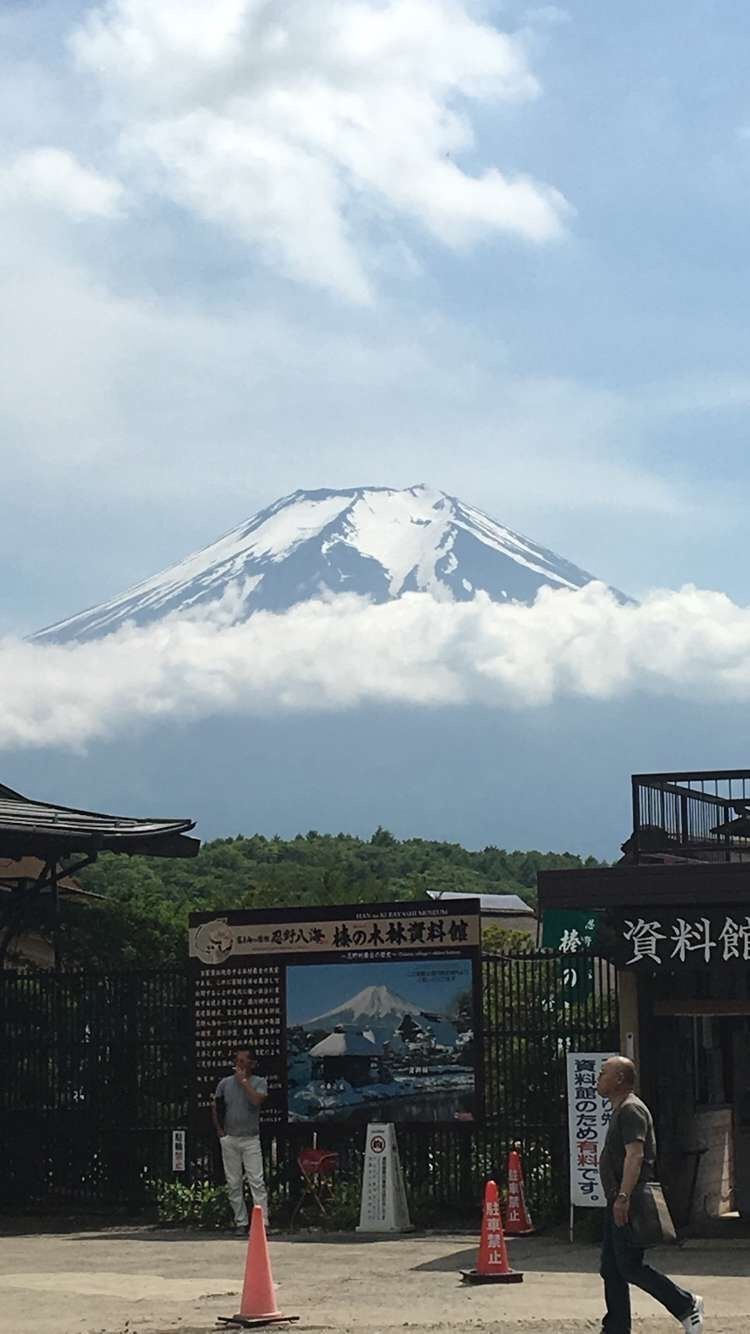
[[734, 1020, 750, 1217]]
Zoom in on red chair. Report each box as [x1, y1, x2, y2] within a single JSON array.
[[290, 1147, 339, 1224]]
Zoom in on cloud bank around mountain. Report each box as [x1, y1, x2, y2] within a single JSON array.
[[2, 583, 749, 751]]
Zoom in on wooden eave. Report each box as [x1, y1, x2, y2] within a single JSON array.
[[0, 783, 199, 860], [537, 860, 750, 911]]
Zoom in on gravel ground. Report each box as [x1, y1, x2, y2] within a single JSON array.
[[0, 1226, 748, 1334]]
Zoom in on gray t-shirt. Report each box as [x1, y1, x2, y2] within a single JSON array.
[[599, 1092, 656, 1203], [215, 1074, 268, 1137]]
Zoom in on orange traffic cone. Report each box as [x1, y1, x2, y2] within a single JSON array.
[[218, 1206, 298, 1328], [461, 1179, 523, 1285], [504, 1144, 535, 1236]]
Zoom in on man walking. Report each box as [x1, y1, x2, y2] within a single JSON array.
[[596, 1056, 703, 1333], [213, 1048, 269, 1234]]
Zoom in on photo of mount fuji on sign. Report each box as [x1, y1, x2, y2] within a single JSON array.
[[286, 959, 476, 1124], [33, 484, 628, 643], [302, 982, 457, 1046]]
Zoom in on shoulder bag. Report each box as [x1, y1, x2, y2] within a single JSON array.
[[629, 1181, 677, 1248]]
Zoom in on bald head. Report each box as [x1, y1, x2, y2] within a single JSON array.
[[597, 1055, 637, 1102], [609, 1056, 636, 1087]]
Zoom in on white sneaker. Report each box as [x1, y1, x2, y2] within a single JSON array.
[[681, 1295, 704, 1332]]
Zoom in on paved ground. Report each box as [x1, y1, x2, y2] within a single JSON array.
[[0, 1226, 748, 1334]]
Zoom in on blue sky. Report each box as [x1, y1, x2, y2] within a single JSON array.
[[2, 0, 750, 638], [286, 958, 473, 1025], [2, 3, 750, 857]]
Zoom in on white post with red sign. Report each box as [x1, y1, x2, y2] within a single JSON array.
[[171, 1129, 186, 1173], [357, 1123, 413, 1233]]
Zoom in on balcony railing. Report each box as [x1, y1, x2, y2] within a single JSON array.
[[629, 770, 750, 864]]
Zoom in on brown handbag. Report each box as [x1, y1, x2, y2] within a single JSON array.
[[629, 1182, 677, 1248]]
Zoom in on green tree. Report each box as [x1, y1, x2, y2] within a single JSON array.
[[50, 830, 602, 969]]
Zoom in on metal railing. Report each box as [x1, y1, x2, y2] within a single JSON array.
[[631, 770, 750, 862]]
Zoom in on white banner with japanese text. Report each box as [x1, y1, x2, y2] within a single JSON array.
[[566, 1051, 616, 1208]]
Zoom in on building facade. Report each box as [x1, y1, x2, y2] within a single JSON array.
[[538, 770, 750, 1226]]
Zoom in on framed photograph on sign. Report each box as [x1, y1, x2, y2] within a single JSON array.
[[286, 956, 476, 1123]]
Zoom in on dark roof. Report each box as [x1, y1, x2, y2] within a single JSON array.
[[0, 783, 199, 860], [310, 1030, 383, 1057]]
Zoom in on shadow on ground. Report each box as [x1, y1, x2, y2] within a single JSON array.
[[411, 1237, 750, 1280], [0, 1219, 474, 1244]]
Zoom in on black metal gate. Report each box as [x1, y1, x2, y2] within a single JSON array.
[[0, 952, 617, 1220], [481, 950, 619, 1220], [0, 969, 190, 1206]]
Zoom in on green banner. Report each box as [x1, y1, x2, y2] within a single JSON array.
[[541, 910, 605, 1003], [541, 909, 603, 952]]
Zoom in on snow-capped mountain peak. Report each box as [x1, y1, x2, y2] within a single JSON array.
[[32, 485, 627, 643], [305, 984, 424, 1029]]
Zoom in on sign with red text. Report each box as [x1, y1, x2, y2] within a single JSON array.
[[566, 1051, 616, 1208], [357, 1122, 413, 1233]]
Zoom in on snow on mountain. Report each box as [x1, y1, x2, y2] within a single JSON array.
[[304, 984, 424, 1030], [32, 485, 628, 643], [301, 982, 458, 1047]]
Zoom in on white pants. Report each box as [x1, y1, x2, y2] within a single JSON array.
[[220, 1134, 268, 1227]]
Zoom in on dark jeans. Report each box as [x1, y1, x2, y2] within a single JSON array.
[[600, 1205, 693, 1333]]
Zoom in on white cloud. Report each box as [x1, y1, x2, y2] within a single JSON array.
[[69, 0, 568, 299], [0, 3, 718, 619], [0, 147, 125, 219], [0, 231, 684, 527], [3, 582, 750, 750]]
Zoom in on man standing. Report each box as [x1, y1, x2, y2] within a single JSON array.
[[213, 1048, 269, 1234], [596, 1056, 703, 1333]]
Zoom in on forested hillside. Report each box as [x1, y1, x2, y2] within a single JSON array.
[[67, 829, 599, 967]]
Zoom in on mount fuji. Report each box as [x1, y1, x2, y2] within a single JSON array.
[[304, 984, 425, 1032], [32, 485, 627, 644], [302, 982, 458, 1047]]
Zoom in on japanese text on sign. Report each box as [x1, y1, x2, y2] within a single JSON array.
[[193, 963, 285, 1123], [622, 914, 750, 967], [172, 1129, 186, 1173], [189, 898, 482, 1129], [566, 1052, 615, 1209], [190, 911, 479, 963], [559, 918, 599, 953]]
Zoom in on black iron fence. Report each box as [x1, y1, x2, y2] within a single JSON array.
[[0, 953, 618, 1223], [0, 969, 189, 1206]]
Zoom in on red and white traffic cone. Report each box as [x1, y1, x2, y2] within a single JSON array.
[[504, 1143, 535, 1236], [461, 1179, 523, 1285]]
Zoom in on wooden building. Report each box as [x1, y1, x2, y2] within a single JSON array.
[[309, 1026, 384, 1086], [538, 770, 750, 1227], [0, 781, 198, 970], [0, 856, 99, 969]]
